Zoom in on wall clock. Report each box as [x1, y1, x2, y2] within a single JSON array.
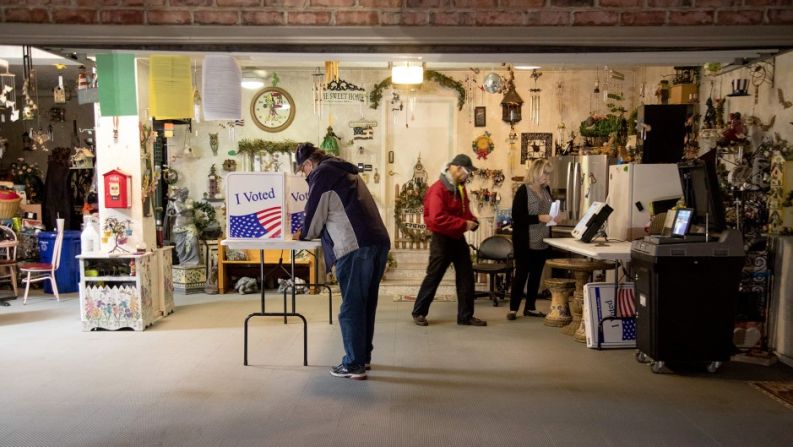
[[250, 87, 296, 132]]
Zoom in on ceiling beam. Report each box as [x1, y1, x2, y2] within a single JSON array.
[[1, 24, 791, 52]]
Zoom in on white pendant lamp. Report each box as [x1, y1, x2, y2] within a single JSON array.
[[391, 61, 423, 85]]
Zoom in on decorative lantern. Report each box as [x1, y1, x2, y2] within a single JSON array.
[[501, 73, 523, 125]]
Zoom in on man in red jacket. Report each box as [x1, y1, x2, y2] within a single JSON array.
[[412, 154, 487, 327]]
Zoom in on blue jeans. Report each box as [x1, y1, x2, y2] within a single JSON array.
[[334, 244, 389, 369]]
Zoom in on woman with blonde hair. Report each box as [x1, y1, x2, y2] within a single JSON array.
[[507, 158, 556, 320]]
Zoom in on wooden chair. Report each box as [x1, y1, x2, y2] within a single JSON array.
[[19, 224, 64, 304], [0, 225, 18, 297]]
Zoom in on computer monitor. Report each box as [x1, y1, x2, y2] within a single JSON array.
[[572, 202, 613, 243], [671, 208, 693, 237], [677, 154, 726, 233]]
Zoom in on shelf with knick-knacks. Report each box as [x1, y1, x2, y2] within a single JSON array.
[[78, 248, 174, 331]]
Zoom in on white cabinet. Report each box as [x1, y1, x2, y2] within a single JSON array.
[[78, 249, 173, 331]]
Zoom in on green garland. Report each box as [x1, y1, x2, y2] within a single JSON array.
[[369, 70, 466, 111], [394, 179, 430, 243], [237, 139, 297, 156]]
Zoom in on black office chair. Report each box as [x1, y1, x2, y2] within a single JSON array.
[[469, 235, 513, 307]]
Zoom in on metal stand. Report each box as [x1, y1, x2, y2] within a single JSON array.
[[242, 247, 334, 367]]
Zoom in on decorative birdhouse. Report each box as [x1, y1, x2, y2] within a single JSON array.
[[501, 72, 523, 125], [103, 168, 132, 208]]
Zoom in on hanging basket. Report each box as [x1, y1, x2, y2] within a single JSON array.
[[0, 197, 21, 219]]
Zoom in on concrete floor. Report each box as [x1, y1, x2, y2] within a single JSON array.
[[1, 290, 792, 447]]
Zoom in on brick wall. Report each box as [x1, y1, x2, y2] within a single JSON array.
[[1, 0, 791, 26]]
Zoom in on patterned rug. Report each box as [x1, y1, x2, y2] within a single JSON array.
[[749, 381, 793, 410], [393, 294, 456, 302]]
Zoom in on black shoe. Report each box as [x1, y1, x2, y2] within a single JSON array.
[[524, 309, 546, 318], [413, 315, 429, 326], [506, 311, 517, 321], [329, 363, 367, 380], [458, 317, 487, 326], [365, 363, 371, 371]]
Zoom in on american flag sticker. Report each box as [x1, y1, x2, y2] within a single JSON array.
[[583, 282, 637, 349], [230, 206, 282, 238], [290, 211, 306, 234], [225, 172, 286, 240]]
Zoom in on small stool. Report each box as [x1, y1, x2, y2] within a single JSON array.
[[543, 278, 575, 327], [546, 258, 614, 342]]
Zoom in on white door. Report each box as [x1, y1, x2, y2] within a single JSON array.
[[384, 95, 457, 240]]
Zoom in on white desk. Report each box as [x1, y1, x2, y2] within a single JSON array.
[[221, 239, 325, 366], [543, 237, 632, 262]]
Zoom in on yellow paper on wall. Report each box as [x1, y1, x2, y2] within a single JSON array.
[[148, 55, 194, 120]]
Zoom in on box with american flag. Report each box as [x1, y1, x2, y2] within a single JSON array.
[[583, 282, 637, 349], [225, 172, 286, 240]]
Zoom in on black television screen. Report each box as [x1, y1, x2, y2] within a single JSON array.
[[677, 155, 726, 233]]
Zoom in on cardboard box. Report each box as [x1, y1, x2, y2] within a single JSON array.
[[583, 282, 637, 349], [669, 83, 698, 104]]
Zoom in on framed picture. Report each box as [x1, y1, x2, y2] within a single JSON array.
[[474, 107, 486, 127], [521, 133, 553, 164]]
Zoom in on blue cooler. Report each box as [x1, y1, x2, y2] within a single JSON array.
[[38, 230, 82, 294]]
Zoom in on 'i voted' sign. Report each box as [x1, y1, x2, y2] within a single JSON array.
[[226, 172, 286, 240], [286, 174, 309, 235]]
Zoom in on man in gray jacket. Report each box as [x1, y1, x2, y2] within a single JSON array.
[[295, 143, 390, 380]]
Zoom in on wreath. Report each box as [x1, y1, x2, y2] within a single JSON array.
[[472, 132, 495, 160], [394, 178, 430, 243], [370, 70, 466, 111], [193, 200, 218, 236]]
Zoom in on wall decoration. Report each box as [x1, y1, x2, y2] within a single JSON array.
[[521, 133, 552, 163], [394, 157, 430, 243], [250, 86, 295, 132], [209, 132, 219, 155], [349, 119, 377, 140], [472, 131, 495, 160], [323, 78, 367, 104], [320, 126, 341, 156], [474, 107, 486, 127], [370, 70, 466, 111], [222, 159, 237, 172]]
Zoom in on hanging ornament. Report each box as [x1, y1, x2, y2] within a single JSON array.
[[472, 131, 495, 160], [209, 132, 219, 156], [320, 126, 341, 156], [53, 75, 66, 104], [529, 69, 542, 126], [312, 67, 325, 118], [324, 61, 339, 84], [501, 66, 522, 125]]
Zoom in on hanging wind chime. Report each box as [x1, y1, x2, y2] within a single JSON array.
[[0, 58, 17, 123], [312, 66, 325, 118], [529, 69, 542, 126]]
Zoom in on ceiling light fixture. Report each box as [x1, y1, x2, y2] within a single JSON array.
[[514, 65, 541, 70], [391, 60, 423, 85], [241, 77, 264, 90]]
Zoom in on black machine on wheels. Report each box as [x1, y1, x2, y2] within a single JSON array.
[[631, 229, 745, 373]]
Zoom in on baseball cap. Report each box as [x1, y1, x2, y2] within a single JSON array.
[[449, 154, 477, 172], [295, 143, 316, 168]]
